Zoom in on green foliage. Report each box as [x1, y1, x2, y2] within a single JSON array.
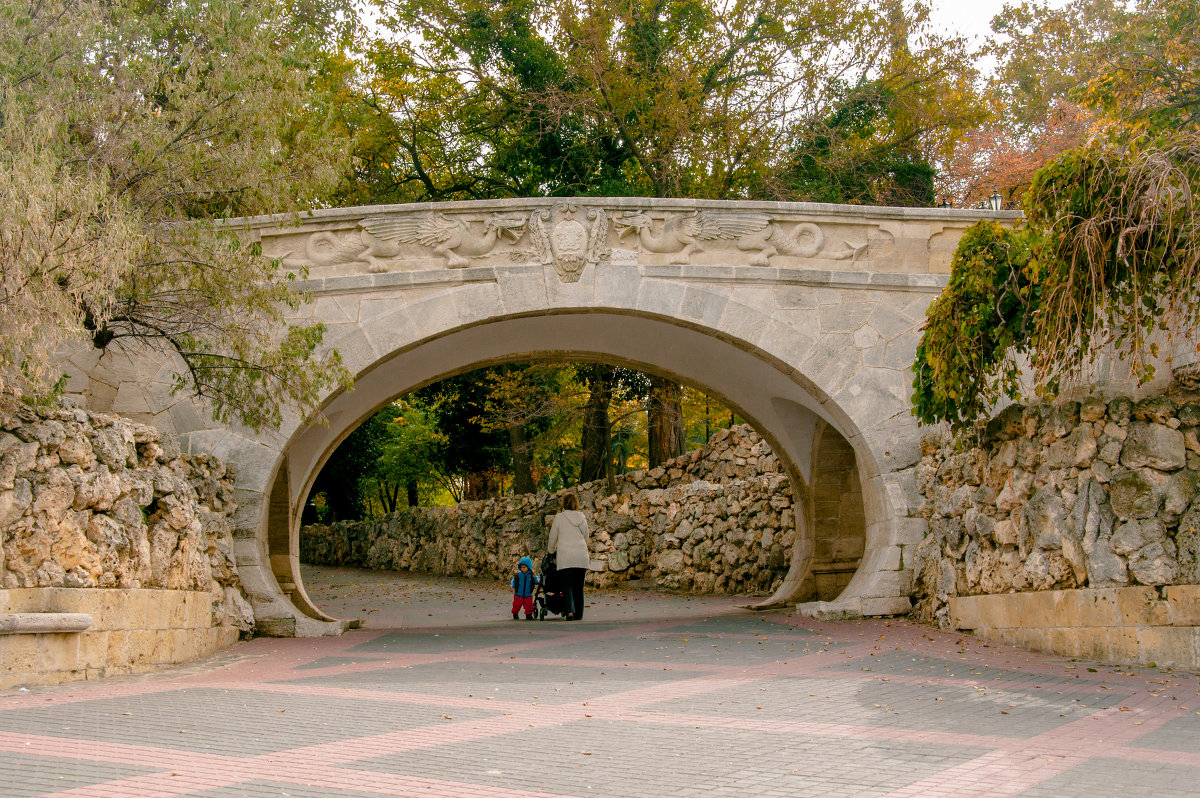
[[0, 0, 353, 427], [986, 0, 1126, 133], [1024, 137, 1200, 388], [304, 411, 389, 523], [784, 82, 937, 206], [348, 0, 977, 203], [364, 401, 447, 513], [309, 363, 748, 506], [1076, 0, 1200, 133], [913, 222, 1037, 429]]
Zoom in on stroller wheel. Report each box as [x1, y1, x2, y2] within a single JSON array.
[[538, 605, 546, 620]]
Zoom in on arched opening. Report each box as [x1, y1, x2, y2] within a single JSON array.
[[297, 362, 802, 613], [262, 309, 876, 627]]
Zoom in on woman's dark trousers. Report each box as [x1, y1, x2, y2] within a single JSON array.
[[558, 567, 586, 619]]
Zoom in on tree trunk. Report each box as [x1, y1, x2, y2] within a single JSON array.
[[509, 422, 535, 495], [580, 367, 614, 485], [464, 472, 493, 501], [377, 482, 398, 515], [647, 375, 684, 467]]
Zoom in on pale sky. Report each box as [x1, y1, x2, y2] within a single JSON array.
[[928, 0, 1014, 42]]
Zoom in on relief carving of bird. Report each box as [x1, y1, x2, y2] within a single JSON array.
[[361, 213, 526, 268], [614, 210, 769, 263]]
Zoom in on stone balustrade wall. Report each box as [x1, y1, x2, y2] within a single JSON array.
[[913, 394, 1200, 628], [0, 405, 253, 633], [302, 425, 796, 595]]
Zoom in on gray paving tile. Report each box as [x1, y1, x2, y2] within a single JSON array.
[[0, 688, 498, 757], [0, 751, 156, 797], [1013, 756, 1200, 798], [1125, 710, 1200, 753], [639, 675, 1124, 737], [281, 659, 696, 704], [520, 626, 823, 666], [342, 717, 988, 798], [347, 629, 570, 655], [825, 650, 1115, 687]]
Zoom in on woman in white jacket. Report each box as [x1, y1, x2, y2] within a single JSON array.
[[548, 492, 590, 620]]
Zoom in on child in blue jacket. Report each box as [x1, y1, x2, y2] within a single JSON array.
[[510, 556, 539, 620]]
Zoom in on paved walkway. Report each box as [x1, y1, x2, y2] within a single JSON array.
[[2, 566, 1199, 798]]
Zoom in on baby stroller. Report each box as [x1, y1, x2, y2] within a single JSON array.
[[534, 553, 569, 620]]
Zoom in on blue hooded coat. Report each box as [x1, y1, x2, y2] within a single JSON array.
[[510, 556, 538, 597]]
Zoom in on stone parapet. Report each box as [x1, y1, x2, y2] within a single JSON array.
[[0, 587, 239, 689], [949, 587, 1199, 671]]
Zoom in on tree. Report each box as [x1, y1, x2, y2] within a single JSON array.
[[939, 0, 1122, 205], [0, 0, 353, 428], [366, 400, 446, 512], [477, 363, 581, 493], [782, 81, 937, 206], [780, 3, 982, 206], [646, 376, 686, 467], [914, 0, 1200, 431], [414, 373, 511, 499], [304, 411, 388, 523], [365, 0, 978, 201], [986, 0, 1125, 132], [578, 365, 615, 485], [940, 100, 1092, 207]]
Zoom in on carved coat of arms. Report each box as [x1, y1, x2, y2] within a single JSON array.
[[529, 203, 610, 283]]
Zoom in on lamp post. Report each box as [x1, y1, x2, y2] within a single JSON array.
[[988, 190, 1003, 211]]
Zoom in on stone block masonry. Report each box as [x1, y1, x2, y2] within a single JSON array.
[[949, 586, 1200, 670], [302, 425, 799, 595], [0, 587, 239, 689]]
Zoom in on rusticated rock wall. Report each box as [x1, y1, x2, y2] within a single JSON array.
[[0, 405, 252, 632], [302, 425, 796, 595], [913, 395, 1200, 627]]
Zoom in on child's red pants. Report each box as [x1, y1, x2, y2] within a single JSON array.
[[511, 594, 534, 616]]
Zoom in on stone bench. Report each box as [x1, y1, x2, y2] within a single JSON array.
[[0, 613, 93, 635]]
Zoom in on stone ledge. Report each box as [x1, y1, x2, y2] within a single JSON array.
[[1, 588, 212, 630], [0, 613, 92, 634]]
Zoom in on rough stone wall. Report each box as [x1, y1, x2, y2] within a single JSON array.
[[302, 425, 796, 595], [0, 405, 253, 632], [913, 395, 1200, 627]]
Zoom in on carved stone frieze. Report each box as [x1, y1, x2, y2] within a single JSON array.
[[736, 221, 824, 265], [254, 199, 1003, 277], [294, 229, 402, 273], [827, 227, 896, 264]]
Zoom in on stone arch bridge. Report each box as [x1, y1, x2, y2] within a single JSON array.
[[66, 198, 1017, 635]]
